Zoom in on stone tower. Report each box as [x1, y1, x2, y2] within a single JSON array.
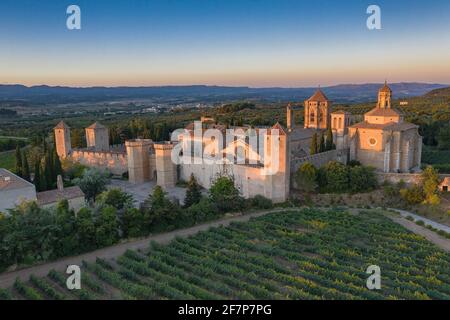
[[377, 81, 392, 109], [54, 121, 71, 158], [125, 139, 153, 184], [286, 103, 294, 132], [154, 142, 177, 189], [86, 122, 109, 151], [304, 88, 331, 130], [263, 123, 289, 203]]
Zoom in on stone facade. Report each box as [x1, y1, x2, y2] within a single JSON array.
[[348, 83, 422, 173], [71, 149, 128, 175], [52, 83, 426, 204]]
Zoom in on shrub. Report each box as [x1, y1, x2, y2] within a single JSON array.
[[248, 195, 273, 210], [400, 186, 425, 205], [209, 176, 244, 213], [294, 162, 318, 192]]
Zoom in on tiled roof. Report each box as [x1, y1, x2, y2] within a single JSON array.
[[86, 122, 107, 130], [350, 121, 417, 131], [306, 89, 329, 102], [54, 121, 69, 130], [36, 186, 85, 206], [365, 107, 401, 117], [0, 168, 35, 191]]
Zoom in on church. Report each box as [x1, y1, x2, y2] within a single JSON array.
[[347, 82, 422, 173]]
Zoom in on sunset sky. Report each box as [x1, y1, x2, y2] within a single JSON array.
[[1, 0, 449, 87]]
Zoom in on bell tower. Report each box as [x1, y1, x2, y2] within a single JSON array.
[[377, 81, 392, 109], [304, 88, 331, 130]]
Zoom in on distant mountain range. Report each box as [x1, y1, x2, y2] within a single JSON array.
[[0, 83, 447, 105]]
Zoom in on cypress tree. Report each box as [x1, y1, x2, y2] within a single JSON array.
[[44, 153, 53, 190], [325, 126, 334, 151], [319, 134, 325, 153], [184, 174, 202, 208], [14, 145, 23, 177], [310, 133, 318, 155], [34, 160, 42, 192], [22, 151, 30, 182], [53, 148, 63, 178]]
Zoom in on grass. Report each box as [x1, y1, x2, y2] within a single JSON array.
[[2, 208, 450, 300], [0, 150, 16, 171]]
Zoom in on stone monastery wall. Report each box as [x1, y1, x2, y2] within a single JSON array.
[[71, 149, 128, 175]]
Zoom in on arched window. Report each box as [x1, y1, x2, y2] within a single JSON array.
[[310, 111, 315, 122], [338, 118, 342, 129], [333, 118, 337, 128]]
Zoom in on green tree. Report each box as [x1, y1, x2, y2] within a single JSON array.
[[325, 126, 334, 151], [33, 160, 42, 192], [319, 134, 325, 153], [421, 165, 441, 205], [349, 165, 378, 193], [97, 188, 133, 211], [54, 200, 78, 257], [73, 168, 109, 203], [71, 129, 84, 148], [121, 208, 145, 238], [75, 208, 96, 252], [53, 148, 63, 179], [437, 125, 450, 150], [321, 161, 349, 193], [14, 145, 23, 177], [95, 205, 119, 247], [184, 174, 202, 208], [310, 133, 318, 155], [22, 151, 31, 182], [142, 186, 181, 231], [295, 162, 318, 192], [209, 176, 244, 213]]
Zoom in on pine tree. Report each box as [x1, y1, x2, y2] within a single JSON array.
[[34, 160, 42, 192], [319, 134, 325, 153], [22, 151, 30, 181], [325, 126, 334, 151], [184, 174, 202, 208], [14, 145, 23, 177], [310, 133, 318, 155]]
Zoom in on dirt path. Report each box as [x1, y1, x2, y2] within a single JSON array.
[[0, 208, 288, 289], [386, 214, 450, 253]]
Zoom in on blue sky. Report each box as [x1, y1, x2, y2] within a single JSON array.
[[1, 0, 449, 87]]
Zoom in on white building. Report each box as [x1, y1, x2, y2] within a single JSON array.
[[0, 168, 37, 213]]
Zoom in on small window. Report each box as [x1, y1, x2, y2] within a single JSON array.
[[369, 138, 377, 146]]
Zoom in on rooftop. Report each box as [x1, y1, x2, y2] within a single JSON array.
[[36, 186, 85, 206], [87, 122, 107, 130], [54, 121, 70, 130], [306, 89, 329, 103], [0, 168, 35, 191]]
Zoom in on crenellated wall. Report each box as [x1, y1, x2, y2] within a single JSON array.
[[71, 149, 128, 175]]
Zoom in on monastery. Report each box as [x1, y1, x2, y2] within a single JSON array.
[[55, 83, 422, 203]]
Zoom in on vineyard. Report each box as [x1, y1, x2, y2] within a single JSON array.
[[1, 208, 450, 300]]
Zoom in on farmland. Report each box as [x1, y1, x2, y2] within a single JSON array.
[[1, 208, 450, 300]]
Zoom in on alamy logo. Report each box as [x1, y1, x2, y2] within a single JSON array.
[[66, 265, 81, 290], [66, 5, 81, 30], [170, 121, 281, 175], [366, 5, 382, 30], [366, 265, 381, 290]]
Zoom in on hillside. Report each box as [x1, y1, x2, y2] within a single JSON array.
[[425, 87, 450, 98], [0, 83, 447, 105]]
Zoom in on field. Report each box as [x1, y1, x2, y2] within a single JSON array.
[[1, 208, 450, 300]]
